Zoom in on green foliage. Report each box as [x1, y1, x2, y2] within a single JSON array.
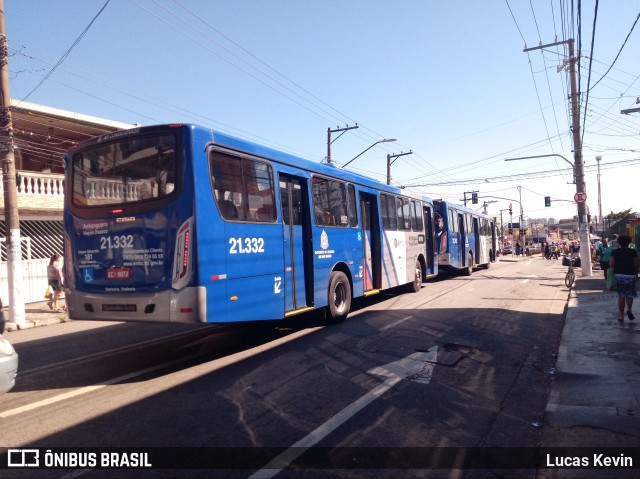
[[606, 209, 633, 220]]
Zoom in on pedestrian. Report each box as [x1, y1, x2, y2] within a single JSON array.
[[544, 243, 550, 259], [610, 234, 620, 250], [598, 239, 612, 279], [570, 241, 580, 255], [47, 253, 64, 312], [609, 235, 639, 322]]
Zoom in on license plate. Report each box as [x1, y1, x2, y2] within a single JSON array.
[[102, 304, 137, 312], [106, 267, 132, 280]]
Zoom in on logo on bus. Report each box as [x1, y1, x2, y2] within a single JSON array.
[[83, 268, 94, 283], [320, 230, 329, 250]]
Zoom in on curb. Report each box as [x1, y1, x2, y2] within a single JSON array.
[[4, 316, 67, 332]]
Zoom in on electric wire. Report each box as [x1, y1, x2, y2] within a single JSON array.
[[19, 0, 112, 104]]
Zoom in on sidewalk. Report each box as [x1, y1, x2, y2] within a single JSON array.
[[3, 300, 68, 332], [542, 271, 640, 450]]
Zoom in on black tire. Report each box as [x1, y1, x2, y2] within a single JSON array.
[[463, 254, 473, 276], [327, 271, 351, 322], [407, 261, 422, 293], [565, 269, 575, 289]]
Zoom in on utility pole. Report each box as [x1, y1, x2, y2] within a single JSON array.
[[0, 0, 26, 325], [596, 155, 602, 235], [525, 38, 592, 276], [326, 125, 358, 164], [386, 151, 412, 185]]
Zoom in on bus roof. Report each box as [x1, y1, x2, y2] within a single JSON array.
[[71, 122, 428, 200]]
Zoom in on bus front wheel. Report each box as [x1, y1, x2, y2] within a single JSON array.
[[327, 271, 351, 323], [407, 261, 422, 293]]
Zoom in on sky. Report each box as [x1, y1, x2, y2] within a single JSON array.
[[5, 0, 640, 228]]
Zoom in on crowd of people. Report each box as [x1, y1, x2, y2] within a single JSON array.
[[541, 235, 638, 323], [505, 234, 638, 323]]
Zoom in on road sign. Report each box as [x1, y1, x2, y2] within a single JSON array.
[[574, 191, 587, 203]]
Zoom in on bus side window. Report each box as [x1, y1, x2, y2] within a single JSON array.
[[312, 176, 347, 227], [397, 197, 411, 231], [347, 184, 358, 227], [210, 151, 275, 222], [219, 200, 238, 219], [448, 209, 457, 233], [380, 194, 397, 230], [411, 200, 424, 231]]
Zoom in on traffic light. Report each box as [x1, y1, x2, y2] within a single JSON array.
[[509, 204, 512, 215], [471, 192, 478, 204], [545, 196, 551, 207]]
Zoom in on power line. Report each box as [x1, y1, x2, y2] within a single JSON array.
[[586, 9, 640, 93], [20, 0, 111, 103], [580, 0, 599, 146]]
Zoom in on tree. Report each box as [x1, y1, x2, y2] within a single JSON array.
[[606, 209, 633, 221]]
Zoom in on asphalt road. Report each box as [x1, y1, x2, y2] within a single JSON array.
[[1, 256, 571, 478]]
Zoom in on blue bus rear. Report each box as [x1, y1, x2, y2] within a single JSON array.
[[64, 125, 202, 321], [433, 200, 493, 275], [65, 124, 433, 324]]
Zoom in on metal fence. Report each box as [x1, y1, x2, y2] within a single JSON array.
[[0, 257, 49, 305]]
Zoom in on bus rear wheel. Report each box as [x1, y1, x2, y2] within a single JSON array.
[[463, 254, 473, 276], [327, 271, 351, 323]]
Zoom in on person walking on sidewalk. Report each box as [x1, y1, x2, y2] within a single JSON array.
[[598, 238, 613, 279], [609, 235, 639, 322], [47, 254, 64, 312]]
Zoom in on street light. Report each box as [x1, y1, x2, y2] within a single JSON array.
[[504, 154, 592, 277], [505, 154, 577, 184], [341, 138, 396, 169]]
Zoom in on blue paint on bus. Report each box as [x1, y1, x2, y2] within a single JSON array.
[[432, 199, 496, 275], [64, 124, 440, 324]]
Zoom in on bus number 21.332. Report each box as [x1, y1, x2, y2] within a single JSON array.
[[100, 235, 134, 250], [229, 237, 265, 254]]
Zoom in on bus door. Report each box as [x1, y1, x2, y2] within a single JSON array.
[[423, 205, 435, 274], [360, 192, 381, 291], [458, 213, 466, 266], [279, 174, 313, 313], [473, 217, 481, 264], [491, 220, 497, 261]]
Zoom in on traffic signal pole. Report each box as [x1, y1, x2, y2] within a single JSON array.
[[0, 0, 26, 324]]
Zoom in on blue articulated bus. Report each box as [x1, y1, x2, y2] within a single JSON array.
[[432, 200, 496, 275], [64, 124, 439, 324]]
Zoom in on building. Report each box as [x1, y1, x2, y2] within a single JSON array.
[[1, 101, 135, 303]]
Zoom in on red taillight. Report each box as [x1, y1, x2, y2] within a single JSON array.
[[180, 230, 190, 278], [180, 308, 193, 313], [110, 208, 123, 214]]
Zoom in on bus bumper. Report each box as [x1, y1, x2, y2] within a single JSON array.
[[65, 286, 207, 323]]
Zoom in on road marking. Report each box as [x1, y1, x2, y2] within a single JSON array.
[[380, 315, 413, 331], [249, 346, 438, 479], [520, 274, 538, 284]]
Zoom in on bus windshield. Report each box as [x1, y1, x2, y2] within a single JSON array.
[[71, 133, 177, 207]]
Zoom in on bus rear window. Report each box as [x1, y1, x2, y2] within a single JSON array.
[[72, 134, 177, 207]]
